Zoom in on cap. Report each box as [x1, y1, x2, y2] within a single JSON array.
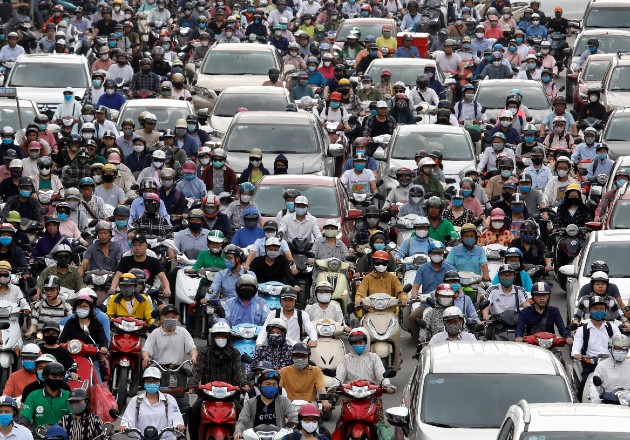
[[295, 195, 308, 205], [131, 234, 147, 243], [249, 148, 263, 159], [182, 160, 196, 172], [376, 100, 388, 108], [160, 304, 179, 316]]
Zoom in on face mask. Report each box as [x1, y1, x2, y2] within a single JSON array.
[[526, 62, 536, 70], [331, 101, 340, 109], [485, 55, 492, 62], [557, 169, 568, 178], [463, 43, 471, 50], [286, 201, 295, 212], [250, 159, 261, 167], [374, 264, 387, 273], [0, 236, 11, 247], [451, 199, 463, 208], [18, 189, 32, 198], [296, 207, 307, 216], [144, 383, 160, 394], [183, 172, 194, 181], [324, 229, 337, 238], [302, 422, 318, 434], [476, 32, 484, 39], [532, 157, 543, 166], [462, 189, 473, 197], [307, 65, 316, 72], [500, 120, 511, 128], [512, 205, 525, 214], [224, 259, 235, 270], [415, 229, 428, 238], [70, 401, 87, 415], [240, 194, 252, 204], [37, 371, 45, 381], [373, 243, 386, 251], [293, 358, 308, 370], [163, 318, 178, 330], [22, 360, 36, 371], [508, 45, 517, 53], [411, 196, 422, 204], [588, 94, 599, 103], [499, 278, 513, 288], [43, 333, 58, 345], [0, 414, 12, 427], [76, 308, 90, 318], [567, 197, 580, 206], [501, 170, 512, 179], [114, 219, 128, 229], [617, 179, 627, 188], [516, 37, 523, 43], [590, 310, 606, 321], [430, 254, 443, 264], [492, 142, 504, 151], [132, 145, 145, 154], [613, 350, 627, 362], [531, 19, 539, 25], [370, 109, 377, 116], [266, 250, 280, 259], [352, 344, 366, 355], [64, 95, 73, 102], [464, 93, 474, 102], [268, 333, 285, 346], [11, 171, 21, 179], [553, 126, 565, 135], [354, 163, 365, 171], [362, 83, 372, 89], [317, 292, 332, 303], [69, 201, 79, 210], [438, 296, 452, 307], [214, 337, 228, 348], [445, 321, 463, 336], [585, 137, 596, 145], [260, 385, 278, 399], [522, 135, 535, 143], [46, 379, 63, 391], [492, 221, 504, 230], [450, 283, 461, 292]]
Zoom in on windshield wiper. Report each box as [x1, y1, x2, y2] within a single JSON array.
[[214, 114, 233, 117], [605, 138, 629, 141], [610, 88, 630, 91], [424, 422, 456, 428]]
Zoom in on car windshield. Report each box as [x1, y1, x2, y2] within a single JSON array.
[[213, 93, 289, 117], [583, 243, 630, 277], [336, 21, 390, 42], [253, 184, 339, 217], [575, 35, 630, 54], [8, 63, 88, 88], [224, 123, 320, 154], [476, 85, 550, 109], [610, 201, 630, 229], [584, 60, 611, 81], [421, 373, 571, 428], [585, 7, 630, 28], [365, 63, 434, 86], [392, 131, 473, 160], [608, 67, 630, 91], [604, 116, 630, 141], [520, 433, 629, 439], [119, 106, 191, 132], [201, 51, 276, 75], [0, 105, 37, 129]]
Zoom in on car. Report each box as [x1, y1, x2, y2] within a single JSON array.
[[208, 86, 291, 140], [376, 124, 477, 194], [5, 54, 89, 118], [221, 111, 341, 177], [566, 29, 630, 80], [568, 53, 614, 110], [601, 184, 630, 230], [333, 18, 398, 50], [605, 154, 630, 191], [363, 58, 448, 90], [386, 341, 574, 440], [559, 230, 630, 324], [601, 109, 630, 158], [186, 44, 294, 110], [497, 401, 630, 440], [116, 98, 195, 133], [551, 0, 593, 20], [0, 87, 38, 131], [582, 0, 630, 30], [251, 175, 360, 245], [600, 52, 630, 112], [474, 79, 551, 125]]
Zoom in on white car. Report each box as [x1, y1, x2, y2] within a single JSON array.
[[497, 401, 630, 439], [116, 98, 195, 133], [560, 230, 630, 324], [5, 54, 89, 118], [386, 341, 574, 440]]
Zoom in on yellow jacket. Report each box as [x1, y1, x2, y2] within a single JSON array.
[[355, 271, 406, 306], [106, 293, 154, 325]]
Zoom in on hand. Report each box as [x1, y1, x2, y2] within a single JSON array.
[[176, 425, 185, 433], [594, 216, 600, 222], [566, 337, 574, 345], [71, 372, 79, 380], [308, 340, 317, 348], [24, 331, 33, 339], [163, 288, 171, 297], [386, 387, 395, 394], [100, 347, 108, 354], [321, 400, 331, 410], [200, 298, 209, 304], [542, 212, 549, 221], [235, 433, 243, 440], [142, 358, 150, 369], [291, 267, 298, 275], [514, 337, 523, 342], [574, 354, 583, 360], [400, 299, 408, 307], [190, 356, 197, 364], [118, 426, 127, 433], [545, 265, 553, 273], [22, 309, 30, 315], [294, 285, 301, 292]]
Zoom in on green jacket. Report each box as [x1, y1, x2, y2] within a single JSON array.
[[21, 388, 72, 426], [412, 175, 445, 199], [192, 250, 226, 271], [429, 218, 457, 244]]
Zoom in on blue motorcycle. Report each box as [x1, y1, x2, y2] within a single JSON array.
[[231, 324, 261, 368], [257, 281, 285, 311]]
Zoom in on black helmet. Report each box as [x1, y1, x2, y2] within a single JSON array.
[[68, 388, 89, 402], [437, 99, 451, 110], [553, 95, 567, 105], [41, 320, 61, 332], [292, 341, 311, 355], [425, 195, 444, 212], [364, 205, 380, 217], [498, 157, 515, 169], [224, 244, 244, 261], [520, 219, 537, 233], [443, 270, 460, 282], [43, 362, 65, 377], [591, 260, 610, 274], [113, 205, 130, 217], [587, 37, 599, 48], [253, 360, 275, 372], [409, 185, 424, 198], [283, 188, 301, 199]]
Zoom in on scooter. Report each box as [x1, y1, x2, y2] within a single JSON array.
[[315, 258, 351, 313], [552, 223, 588, 291], [0, 300, 23, 390], [83, 269, 114, 305], [60, 339, 99, 390], [150, 360, 193, 409], [484, 243, 507, 281], [109, 317, 148, 410], [243, 425, 293, 440], [309, 319, 346, 390], [484, 310, 519, 341], [573, 354, 609, 403], [358, 293, 402, 370], [196, 381, 241, 440], [288, 238, 314, 309], [257, 281, 284, 311], [175, 262, 220, 330], [395, 214, 422, 247], [231, 324, 261, 367], [593, 375, 630, 406], [522, 331, 567, 368], [398, 254, 429, 333]]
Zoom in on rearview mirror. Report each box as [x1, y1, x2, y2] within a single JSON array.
[[403, 283, 412, 293], [346, 303, 355, 314], [109, 408, 120, 419], [559, 264, 577, 278], [241, 353, 252, 364], [415, 318, 427, 329], [328, 143, 344, 157], [372, 148, 386, 161], [385, 407, 409, 428], [585, 221, 601, 231], [593, 375, 602, 387], [0, 322, 9, 330]]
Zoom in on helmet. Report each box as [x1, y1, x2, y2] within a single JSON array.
[[68, 388, 89, 402], [253, 360, 275, 373], [143, 366, 162, 380], [42, 362, 65, 377], [565, 183, 582, 197], [42, 320, 61, 332], [119, 273, 136, 286], [299, 403, 320, 418], [266, 318, 287, 333], [210, 320, 231, 334], [0, 396, 18, 411], [159, 168, 176, 180], [609, 334, 630, 350], [396, 168, 412, 179], [587, 37, 599, 48], [555, 156, 571, 167], [531, 281, 552, 295], [257, 370, 280, 386], [520, 220, 538, 234], [490, 207, 505, 220], [412, 216, 430, 228], [315, 280, 334, 293], [504, 247, 523, 259], [371, 250, 390, 261], [425, 196, 443, 213], [435, 283, 455, 303], [94, 220, 112, 234], [591, 270, 609, 284], [348, 328, 368, 342], [442, 306, 464, 321], [460, 223, 478, 237], [141, 178, 158, 191], [498, 263, 515, 275], [443, 270, 460, 282], [22, 343, 40, 357], [43, 275, 61, 288], [292, 341, 310, 355], [239, 182, 255, 194], [236, 274, 258, 292], [591, 261, 609, 274], [35, 353, 57, 364], [589, 295, 608, 308], [428, 241, 446, 253], [224, 244, 244, 261]]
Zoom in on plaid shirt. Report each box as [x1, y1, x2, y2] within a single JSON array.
[[248, 341, 293, 374], [61, 163, 92, 188], [362, 114, 397, 138], [133, 213, 173, 238], [186, 343, 246, 388], [129, 71, 161, 93], [574, 295, 623, 322], [224, 201, 258, 229], [340, 94, 363, 114], [82, 195, 108, 220]]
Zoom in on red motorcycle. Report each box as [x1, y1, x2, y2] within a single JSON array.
[[109, 317, 147, 410], [196, 381, 241, 440], [60, 339, 99, 391], [523, 331, 567, 367]]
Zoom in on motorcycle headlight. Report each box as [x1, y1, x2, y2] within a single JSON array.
[[487, 249, 502, 260], [0, 308, 10, 319], [538, 337, 553, 349], [212, 386, 228, 399], [372, 298, 388, 311], [67, 340, 82, 355], [268, 285, 282, 296], [615, 391, 630, 406], [119, 320, 138, 332], [566, 224, 579, 237], [93, 275, 107, 285], [348, 385, 376, 398], [237, 326, 257, 339], [317, 324, 334, 337], [328, 258, 341, 271], [353, 193, 367, 203]]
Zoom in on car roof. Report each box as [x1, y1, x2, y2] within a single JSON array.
[[256, 175, 337, 187], [427, 341, 561, 375], [477, 79, 543, 89], [232, 111, 316, 125], [15, 53, 87, 64], [609, 108, 630, 119], [588, 0, 630, 7], [339, 17, 394, 24], [396, 124, 465, 135], [122, 98, 191, 108], [208, 43, 276, 52], [586, 53, 617, 62], [0, 99, 35, 107], [591, 229, 630, 242], [577, 29, 630, 38], [220, 86, 288, 95], [525, 403, 630, 432], [612, 53, 630, 65], [367, 58, 435, 67]]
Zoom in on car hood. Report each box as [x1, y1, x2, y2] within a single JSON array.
[[195, 74, 268, 93], [419, 423, 499, 440], [606, 91, 630, 109], [209, 115, 232, 134], [484, 108, 548, 124], [603, 140, 630, 159], [14, 87, 84, 105], [227, 151, 326, 175]]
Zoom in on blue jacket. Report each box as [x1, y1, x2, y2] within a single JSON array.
[[231, 207, 264, 248], [429, 78, 446, 100], [486, 125, 521, 146], [176, 176, 206, 199], [175, 134, 199, 157], [125, 152, 152, 174], [270, 36, 289, 54], [238, 164, 270, 184], [516, 305, 570, 338], [96, 92, 126, 111]]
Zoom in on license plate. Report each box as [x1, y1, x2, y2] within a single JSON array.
[[169, 374, 178, 388]]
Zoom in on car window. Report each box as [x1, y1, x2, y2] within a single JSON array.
[[253, 184, 339, 218], [119, 106, 191, 132], [610, 201, 630, 229], [336, 21, 391, 42], [584, 60, 611, 81], [519, 433, 629, 439], [583, 242, 630, 277], [604, 116, 630, 141], [366, 63, 430, 86], [575, 35, 630, 55], [0, 105, 37, 129], [585, 7, 630, 28], [201, 51, 276, 75], [9, 63, 88, 88], [224, 123, 320, 154], [476, 85, 549, 109], [392, 131, 474, 160], [421, 373, 571, 428], [608, 66, 630, 91], [214, 93, 289, 117]]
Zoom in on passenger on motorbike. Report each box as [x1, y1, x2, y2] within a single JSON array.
[[396, 216, 433, 263], [37, 321, 75, 372], [515, 281, 572, 342], [577, 262, 622, 307], [578, 87, 608, 122], [430, 306, 477, 344], [418, 283, 460, 344], [305, 280, 346, 326], [554, 183, 593, 229], [491, 247, 533, 292], [223, 274, 269, 326], [382, 168, 412, 211], [312, 219, 349, 272], [250, 319, 294, 373], [59, 388, 104, 440], [443, 189, 476, 227], [200, 244, 250, 303], [106, 272, 154, 324], [586, 144, 613, 182], [443, 270, 479, 322], [589, 334, 630, 403], [541, 97, 578, 137], [279, 195, 322, 243], [3, 343, 39, 399], [478, 207, 515, 246], [509, 220, 551, 270], [341, 153, 378, 196], [187, 320, 247, 439], [20, 362, 71, 426], [398, 185, 425, 217], [573, 271, 628, 327], [250, 237, 299, 288], [482, 264, 530, 320], [279, 342, 330, 408], [355, 231, 396, 273], [572, 127, 601, 162]]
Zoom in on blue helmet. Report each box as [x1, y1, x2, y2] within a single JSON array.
[[365, 35, 376, 43], [428, 241, 445, 253], [0, 396, 18, 411], [531, 281, 552, 295], [239, 182, 255, 194], [504, 247, 523, 258], [462, 84, 475, 91]]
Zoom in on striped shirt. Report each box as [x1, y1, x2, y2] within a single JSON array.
[[31, 299, 72, 326]]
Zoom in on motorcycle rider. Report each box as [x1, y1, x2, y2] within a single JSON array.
[[305, 280, 345, 325], [423, 196, 457, 243], [20, 362, 71, 426], [383, 168, 412, 211], [201, 244, 250, 303], [578, 87, 608, 122], [541, 97, 578, 137], [0, 396, 31, 438], [119, 367, 185, 438], [454, 84, 487, 125], [79, 220, 123, 274], [577, 262, 623, 307], [222, 274, 268, 327], [572, 127, 601, 162], [279, 195, 322, 243], [340, 153, 378, 196], [396, 216, 433, 261], [572, 296, 620, 401], [413, 158, 444, 200], [132, 193, 172, 238], [201, 148, 236, 195], [187, 320, 247, 440], [586, 144, 613, 182], [418, 283, 460, 344], [250, 319, 293, 373], [478, 207, 514, 246], [542, 156, 577, 207], [225, 182, 259, 230], [59, 388, 104, 440], [250, 237, 299, 288], [491, 247, 533, 292], [279, 343, 330, 408], [572, 271, 628, 327], [106, 272, 154, 324], [430, 307, 477, 344], [481, 264, 530, 320], [355, 230, 395, 273], [595, 170, 630, 222], [509, 219, 551, 270], [257, 287, 317, 346], [3, 343, 39, 398], [576, 37, 604, 70], [515, 281, 572, 342], [553, 183, 593, 229], [589, 334, 630, 403]]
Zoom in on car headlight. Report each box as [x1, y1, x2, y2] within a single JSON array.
[[566, 224, 579, 237]]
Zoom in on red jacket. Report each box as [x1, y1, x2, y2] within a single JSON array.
[[201, 165, 238, 194]]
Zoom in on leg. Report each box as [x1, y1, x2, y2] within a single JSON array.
[[391, 327, 402, 370], [409, 306, 426, 343], [187, 398, 203, 440], [577, 363, 595, 402]]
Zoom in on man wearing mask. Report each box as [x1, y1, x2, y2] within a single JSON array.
[[106, 51, 133, 83], [92, 6, 116, 38], [138, 150, 168, 187], [173, 119, 198, 158], [279, 195, 322, 243], [454, 84, 486, 125], [572, 127, 601, 162], [146, 0, 171, 25], [413, 157, 445, 200], [401, 0, 422, 30], [20, 362, 72, 426], [53, 88, 81, 123], [201, 148, 237, 195], [185, 115, 208, 150], [130, 59, 161, 95], [408, 74, 439, 107], [541, 96, 578, 137], [589, 334, 630, 403], [279, 343, 330, 408], [106, 272, 154, 323], [96, 79, 126, 111], [446, 223, 491, 280], [79, 221, 123, 274], [578, 87, 608, 122], [1, 177, 44, 225], [132, 193, 173, 237], [201, 244, 250, 303], [3, 343, 39, 398], [336, 78, 363, 114], [547, 6, 571, 36]]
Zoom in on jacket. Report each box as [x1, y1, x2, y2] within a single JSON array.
[[238, 164, 270, 184], [355, 271, 405, 305], [236, 394, 297, 433], [335, 327, 391, 386], [186, 337, 246, 388], [231, 207, 264, 248], [106, 292, 155, 325], [201, 165, 238, 194]]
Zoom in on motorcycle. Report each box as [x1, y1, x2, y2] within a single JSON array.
[[573, 353, 609, 402], [60, 339, 100, 390], [83, 269, 114, 305], [325, 121, 349, 176], [484, 309, 519, 341], [398, 254, 429, 333], [484, 243, 507, 281], [242, 425, 293, 440], [196, 381, 241, 440], [288, 237, 314, 309], [551, 223, 588, 291], [109, 317, 147, 410], [586, 173, 608, 217], [309, 319, 346, 391], [17, 22, 37, 54], [314, 258, 351, 314], [550, 32, 569, 71], [257, 281, 285, 311], [593, 375, 630, 406], [0, 300, 23, 389], [358, 293, 403, 370], [150, 360, 193, 406], [231, 324, 261, 367], [522, 331, 567, 368]]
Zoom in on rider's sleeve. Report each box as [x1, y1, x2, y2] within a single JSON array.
[[570, 326, 585, 357], [167, 394, 185, 426], [515, 309, 527, 338]]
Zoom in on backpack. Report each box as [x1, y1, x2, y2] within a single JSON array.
[[456, 100, 480, 121], [136, 391, 169, 421], [276, 308, 303, 337], [580, 322, 613, 356]]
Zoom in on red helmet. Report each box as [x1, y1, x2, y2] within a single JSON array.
[[361, 3, 371, 11], [395, 93, 409, 100], [298, 403, 321, 418], [202, 195, 220, 219], [372, 250, 390, 261], [490, 208, 505, 220], [330, 91, 342, 101], [435, 283, 455, 296], [53, 4, 64, 11]]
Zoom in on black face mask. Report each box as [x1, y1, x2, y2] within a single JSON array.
[[46, 379, 63, 391], [145, 203, 159, 214], [238, 287, 256, 301], [532, 157, 543, 165], [189, 222, 202, 233], [335, 73, 344, 79], [141, 68, 151, 75], [43, 334, 58, 345], [338, 87, 350, 94], [102, 174, 115, 183], [56, 256, 70, 268], [417, 81, 428, 88], [502, 191, 512, 201], [274, 166, 288, 175], [568, 198, 580, 206], [437, 118, 450, 125]]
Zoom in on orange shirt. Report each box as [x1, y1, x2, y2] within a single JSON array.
[[3, 369, 37, 398], [279, 365, 325, 401]]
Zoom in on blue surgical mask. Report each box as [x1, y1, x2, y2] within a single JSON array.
[[162, 44, 170, 50], [519, 185, 531, 193], [224, 259, 234, 270], [589, 46, 597, 53], [0, 414, 12, 427], [501, 170, 512, 179], [187, 124, 196, 131], [451, 199, 463, 207], [525, 135, 535, 143], [1, 139, 11, 145], [331, 101, 340, 109], [307, 65, 316, 72], [463, 43, 471, 49], [144, 383, 160, 394], [183, 172, 194, 180], [462, 237, 476, 247], [590, 310, 606, 321], [451, 283, 461, 291], [541, 75, 551, 83], [199, 23, 206, 28], [286, 201, 295, 212], [38, 124, 47, 131], [352, 344, 366, 355], [354, 163, 365, 171], [295, 207, 307, 216], [597, 153, 607, 160], [115, 220, 128, 228], [617, 179, 627, 188], [462, 189, 472, 197], [37, 371, 44, 382], [370, 109, 377, 115], [356, 149, 366, 155], [499, 278, 514, 287], [512, 205, 524, 214], [116, 31, 123, 38], [64, 95, 73, 102], [260, 385, 279, 399], [213, 160, 224, 168], [526, 62, 536, 70], [515, 37, 523, 43], [508, 46, 517, 53], [0, 236, 12, 246], [373, 243, 386, 251], [108, 41, 116, 47], [92, 79, 102, 87], [19, 190, 31, 198], [22, 360, 36, 371], [57, 213, 69, 221], [370, 50, 378, 56]]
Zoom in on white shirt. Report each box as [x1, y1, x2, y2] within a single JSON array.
[[589, 357, 630, 403], [429, 330, 477, 344], [571, 321, 620, 358], [341, 169, 375, 195], [0, 423, 34, 440], [279, 212, 322, 243], [484, 284, 528, 315], [120, 391, 184, 440], [106, 64, 135, 82], [256, 309, 317, 345], [319, 105, 349, 124], [407, 88, 439, 106]]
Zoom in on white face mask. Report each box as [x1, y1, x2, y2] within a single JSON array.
[[317, 292, 331, 303], [250, 160, 261, 167], [374, 264, 387, 272], [200, 157, 210, 165], [415, 230, 428, 238], [475, 32, 484, 39], [240, 194, 252, 203], [214, 338, 228, 348], [134, 145, 144, 153], [500, 120, 511, 128], [411, 196, 422, 204], [265, 231, 276, 239], [557, 169, 568, 178], [302, 422, 319, 434], [438, 296, 452, 307], [40, 168, 51, 176], [612, 350, 627, 362], [362, 83, 372, 89], [492, 221, 504, 230], [430, 254, 443, 263]]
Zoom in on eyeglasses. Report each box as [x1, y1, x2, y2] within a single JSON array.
[[373, 261, 388, 267]]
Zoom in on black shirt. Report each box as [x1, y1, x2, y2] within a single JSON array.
[[21, 379, 71, 402], [58, 317, 108, 349], [547, 17, 569, 34], [95, 19, 117, 37], [509, 238, 546, 266], [254, 396, 277, 428], [0, 178, 18, 200], [370, 117, 391, 138], [117, 255, 163, 285], [41, 346, 76, 371], [250, 255, 296, 286]]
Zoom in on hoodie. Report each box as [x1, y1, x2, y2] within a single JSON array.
[[274, 153, 288, 175], [399, 184, 425, 217], [231, 207, 264, 248], [335, 327, 391, 386]]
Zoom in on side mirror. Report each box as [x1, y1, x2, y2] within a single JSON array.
[[544, 251, 554, 259], [75, 96, 82, 101], [567, 73, 578, 81], [593, 375, 603, 387], [585, 221, 602, 231], [415, 318, 427, 329], [328, 143, 344, 157], [346, 255, 357, 263], [0, 322, 9, 330], [444, 77, 456, 87], [346, 209, 363, 220], [372, 148, 386, 161], [403, 283, 412, 293], [109, 408, 120, 419], [346, 303, 355, 314], [559, 264, 577, 278], [131, 183, 140, 191], [151, 309, 160, 319], [385, 407, 410, 428], [478, 299, 490, 310], [526, 116, 533, 122], [383, 368, 397, 378], [322, 368, 336, 378]]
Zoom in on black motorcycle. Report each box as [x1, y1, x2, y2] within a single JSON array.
[[288, 237, 315, 309], [551, 223, 589, 291]]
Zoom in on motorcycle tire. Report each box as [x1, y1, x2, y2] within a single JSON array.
[[115, 366, 130, 410], [298, 281, 308, 310], [321, 409, 332, 422]]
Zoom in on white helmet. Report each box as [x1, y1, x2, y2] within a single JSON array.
[[77, 287, 97, 301], [499, 110, 513, 119], [266, 318, 287, 333], [211, 321, 231, 334], [143, 366, 162, 380], [442, 306, 465, 321], [153, 150, 166, 160], [418, 157, 435, 168], [265, 237, 281, 247], [22, 343, 41, 357]]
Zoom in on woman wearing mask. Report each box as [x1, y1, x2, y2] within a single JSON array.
[[305, 281, 346, 327], [125, 136, 152, 176], [543, 116, 573, 151], [31, 156, 64, 198], [355, 231, 396, 273], [55, 202, 85, 244], [238, 148, 270, 185], [443, 189, 476, 227], [94, 164, 126, 208], [389, 93, 416, 125], [477, 207, 514, 246], [395, 216, 431, 261], [555, 183, 592, 229], [459, 177, 485, 218], [399, 184, 425, 217], [176, 160, 206, 199], [59, 388, 104, 440], [352, 206, 388, 254], [312, 220, 350, 279], [196, 146, 212, 177], [542, 156, 577, 208]]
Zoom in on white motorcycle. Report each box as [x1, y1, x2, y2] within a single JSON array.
[[358, 293, 402, 370], [484, 243, 507, 281], [399, 253, 429, 333], [0, 300, 24, 390], [309, 319, 346, 391]]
